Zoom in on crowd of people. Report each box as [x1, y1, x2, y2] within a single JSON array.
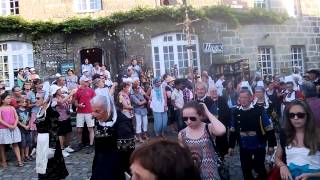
[[0, 57, 320, 180]]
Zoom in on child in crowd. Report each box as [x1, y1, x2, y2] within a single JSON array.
[[131, 84, 149, 142], [23, 81, 36, 106], [0, 92, 23, 169], [29, 97, 40, 157], [17, 98, 32, 161]]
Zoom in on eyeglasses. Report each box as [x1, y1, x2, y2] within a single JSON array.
[[288, 112, 306, 119], [182, 116, 197, 122]]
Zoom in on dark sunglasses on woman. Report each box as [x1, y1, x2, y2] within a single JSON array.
[[288, 112, 306, 119], [182, 116, 197, 122]]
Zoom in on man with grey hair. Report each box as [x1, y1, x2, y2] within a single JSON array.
[[90, 95, 135, 180], [301, 81, 320, 128], [195, 81, 213, 109]]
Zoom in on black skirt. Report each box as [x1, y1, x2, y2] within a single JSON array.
[[57, 119, 72, 136], [91, 151, 126, 180], [38, 140, 69, 180]]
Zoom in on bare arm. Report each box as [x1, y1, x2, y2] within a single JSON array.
[[178, 132, 184, 147], [13, 107, 19, 128], [201, 103, 226, 136], [275, 144, 293, 180], [18, 121, 29, 129]]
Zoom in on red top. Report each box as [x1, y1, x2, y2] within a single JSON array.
[[10, 98, 19, 109], [74, 87, 95, 113]]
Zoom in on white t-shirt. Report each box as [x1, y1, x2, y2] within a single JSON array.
[[171, 89, 184, 110], [95, 87, 110, 97]]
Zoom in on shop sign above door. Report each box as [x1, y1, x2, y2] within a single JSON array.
[[203, 43, 223, 54]]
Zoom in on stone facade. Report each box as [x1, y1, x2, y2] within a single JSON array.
[[14, 0, 320, 21], [118, 16, 320, 77], [0, 16, 319, 82], [0, 0, 319, 88]]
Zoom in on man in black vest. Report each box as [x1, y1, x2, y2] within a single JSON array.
[[229, 89, 276, 180], [195, 81, 213, 108]]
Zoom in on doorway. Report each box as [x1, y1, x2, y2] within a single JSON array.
[[80, 48, 103, 65]]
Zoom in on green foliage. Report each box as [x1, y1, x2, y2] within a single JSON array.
[[0, 5, 288, 37]]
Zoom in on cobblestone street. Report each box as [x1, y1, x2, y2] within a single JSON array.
[[0, 148, 244, 180], [0, 127, 244, 180]]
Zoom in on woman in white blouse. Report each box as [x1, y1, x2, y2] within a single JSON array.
[[275, 100, 320, 180]]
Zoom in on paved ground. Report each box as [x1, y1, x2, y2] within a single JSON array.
[[0, 127, 244, 180]]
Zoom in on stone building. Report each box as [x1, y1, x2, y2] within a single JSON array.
[[0, 0, 319, 88]]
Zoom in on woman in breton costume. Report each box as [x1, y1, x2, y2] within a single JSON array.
[[35, 94, 68, 180], [90, 95, 135, 180]]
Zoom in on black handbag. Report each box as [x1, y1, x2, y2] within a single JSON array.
[[205, 124, 230, 180]]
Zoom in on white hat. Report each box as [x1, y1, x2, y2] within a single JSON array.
[[30, 68, 35, 72], [50, 85, 62, 96], [55, 73, 62, 78], [82, 69, 88, 73]]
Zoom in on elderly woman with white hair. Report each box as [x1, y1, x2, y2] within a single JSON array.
[[90, 95, 135, 180]]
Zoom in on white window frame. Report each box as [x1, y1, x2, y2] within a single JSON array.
[[1, 0, 19, 15], [257, 47, 273, 78], [151, 32, 200, 78], [253, 0, 266, 9], [0, 42, 34, 89], [291, 46, 304, 74], [74, 0, 102, 13]]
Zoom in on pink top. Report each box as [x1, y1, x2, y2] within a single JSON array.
[[0, 106, 17, 129]]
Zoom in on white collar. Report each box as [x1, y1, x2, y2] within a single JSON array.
[[198, 95, 207, 101], [98, 110, 117, 127], [237, 103, 254, 110]]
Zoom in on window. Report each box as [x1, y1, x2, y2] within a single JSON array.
[[257, 47, 273, 78], [0, 56, 9, 86], [151, 33, 200, 78], [153, 47, 161, 76], [75, 0, 102, 12], [160, 0, 170, 6], [0, 43, 7, 52], [159, 0, 180, 6], [9, 0, 18, 15], [291, 46, 304, 74], [163, 46, 175, 74], [254, 0, 266, 8], [0, 42, 33, 88], [1, 0, 19, 15]]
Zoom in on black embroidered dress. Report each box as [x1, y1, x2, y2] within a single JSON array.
[[36, 106, 69, 180], [91, 111, 135, 180]]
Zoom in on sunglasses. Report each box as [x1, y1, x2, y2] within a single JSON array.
[[182, 116, 197, 122], [288, 112, 306, 119], [36, 97, 42, 100]]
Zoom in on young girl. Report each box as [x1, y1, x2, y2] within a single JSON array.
[[17, 98, 32, 161], [29, 96, 40, 158], [178, 101, 226, 180], [23, 81, 36, 107], [0, 92, 23, 168]]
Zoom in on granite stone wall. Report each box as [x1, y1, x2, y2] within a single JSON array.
[[0, 16, 319, 80]]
